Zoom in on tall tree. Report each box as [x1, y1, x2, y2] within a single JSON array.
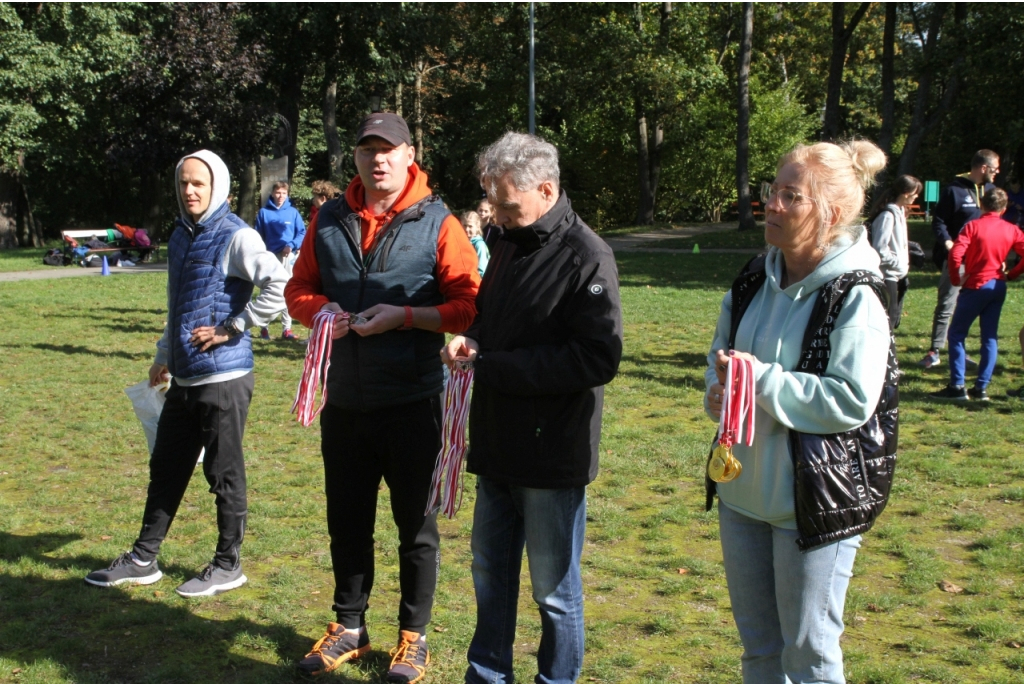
[[736, 2, 756, 231], [821, 2, 871, 141], [897, 3, 962, 175], [876, 2, 897, 158]]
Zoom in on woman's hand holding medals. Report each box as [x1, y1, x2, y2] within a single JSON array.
[[707, 349, 757, 484]]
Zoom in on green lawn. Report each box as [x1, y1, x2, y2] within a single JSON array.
[[1, 250, 1023, 683]]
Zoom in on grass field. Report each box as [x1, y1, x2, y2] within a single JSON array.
[[1, 243, 1024, 683]]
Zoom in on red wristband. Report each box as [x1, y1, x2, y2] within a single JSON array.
[[402, 305, 413, 330]]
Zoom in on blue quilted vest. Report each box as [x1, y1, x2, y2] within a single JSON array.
[[314, 195, 447, 410], [166, 204, 255, 380]]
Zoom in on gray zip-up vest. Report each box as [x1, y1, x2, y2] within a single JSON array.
[[314, 195, 448, 410]]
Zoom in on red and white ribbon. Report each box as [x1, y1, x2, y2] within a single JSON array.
[[425, 363, 474, 518], [717, 353, 755, 450], [292, 310, 342, 427]]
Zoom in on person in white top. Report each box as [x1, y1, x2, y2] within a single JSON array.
[[867, 174, 922, 327]]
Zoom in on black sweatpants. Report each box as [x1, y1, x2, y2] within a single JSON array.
[[133, 373, 254, 570], [320, 396, 442, 634], [885, 277, 909, 329]]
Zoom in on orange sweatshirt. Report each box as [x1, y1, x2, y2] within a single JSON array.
[[286, 164, 480, 332]]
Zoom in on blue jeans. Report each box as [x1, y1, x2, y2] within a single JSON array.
[[465, 476, 587, 684], [948, 278, 1006, 389], [719, 502, 860, 684]]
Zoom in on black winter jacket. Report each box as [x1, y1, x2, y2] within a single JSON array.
[[932, 177, 994, 267], [464, 192, 623, 488]]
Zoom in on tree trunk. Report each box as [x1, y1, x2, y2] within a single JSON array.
[[280, 76, 303, 180], [237, 160, 258, 226], [897, 4, 960, 176], [322, 72, 345, 183], [0, 170, 18, 249], [17, 175, 42, 247], [821, 2, 870, 141], [414, 60, 424, 165], [395, 80, 403, 118], [877, 2, 897, 159], [142, 170, 168, 238], [635, 99, 654, 225], [736, 3, 756, 231], [650, 122, 664, 215]]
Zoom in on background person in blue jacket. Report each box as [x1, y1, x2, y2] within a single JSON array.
[[918, 149, 1000, 369], [255, 180, 306, 340], [85, 150, 289, 597]]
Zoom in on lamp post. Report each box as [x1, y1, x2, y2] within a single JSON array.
[[529, 2, 535, 134]]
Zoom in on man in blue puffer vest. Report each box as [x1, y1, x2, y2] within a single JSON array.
[[85, 150, 289, 597], [255, 180, 305, 340]]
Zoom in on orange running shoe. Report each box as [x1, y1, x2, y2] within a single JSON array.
[[297, 623, 370, 675], [387, 630, 430, 684]]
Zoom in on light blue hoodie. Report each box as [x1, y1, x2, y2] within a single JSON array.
[[704, 229, 890, 528]]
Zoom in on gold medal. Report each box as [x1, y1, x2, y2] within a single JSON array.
[[708, 444, 742, 483]]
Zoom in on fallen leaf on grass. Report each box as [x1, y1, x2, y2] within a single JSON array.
[[100, 535, 112, 541], [434, 626, 446, 633], [124, 631, 131, 636], [153, 591, 164, 597], [12, 668, 22, 674], [938, 580, 964, 594], [310, 590, 320, 595], [1009, 641, 1022, 649], [677, 568, 689, 575], [866, 603, 883, 613]]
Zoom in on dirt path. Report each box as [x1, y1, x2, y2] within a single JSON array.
[[604, 223, 761, 254], [0, 263, 168, 282]]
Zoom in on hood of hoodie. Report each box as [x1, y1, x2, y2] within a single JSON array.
[[763, 226, 882, 299], [264, 196, 294, 212], [344, 162, 432, 216], [174, 150, 231, 226]]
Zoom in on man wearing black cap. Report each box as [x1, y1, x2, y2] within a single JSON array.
[[286, 113, 481, 682]]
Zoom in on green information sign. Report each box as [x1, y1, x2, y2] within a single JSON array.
[[924, 180, 940, 204]]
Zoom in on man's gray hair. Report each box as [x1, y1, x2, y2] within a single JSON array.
[[477, 132, 560, 196]]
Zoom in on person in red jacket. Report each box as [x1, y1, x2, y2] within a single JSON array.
[[931, 188, 1024, 401], [286, 113, 480, 682]]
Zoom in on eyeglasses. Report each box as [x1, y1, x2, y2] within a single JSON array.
[[761, 182, 817, 210]]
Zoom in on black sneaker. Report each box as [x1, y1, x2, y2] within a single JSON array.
[[298, 623, 371, 675], [968, 386, 990, 402], [387, 630, 430, 684], [929, 384, 968, 401], [175, 561, 247, 597], [85, 551, 163, 587]]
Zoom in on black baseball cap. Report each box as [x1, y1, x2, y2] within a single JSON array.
[[355, 113, 412, 147]]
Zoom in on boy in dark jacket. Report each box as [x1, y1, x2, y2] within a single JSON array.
[[918, 149, 999, 368], [443, 132, 623, 684]]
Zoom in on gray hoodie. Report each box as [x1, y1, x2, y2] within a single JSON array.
[[155, 150, 289, 386], [870, 204, 909, 281]]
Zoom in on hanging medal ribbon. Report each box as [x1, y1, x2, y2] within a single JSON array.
[[708, 352, 755, 483], [425, 361, 474, 518], [292, 310, 344, 427]]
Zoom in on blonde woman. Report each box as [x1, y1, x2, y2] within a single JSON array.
[[461, 210, 490, 277], [704, 140, 894, 683]]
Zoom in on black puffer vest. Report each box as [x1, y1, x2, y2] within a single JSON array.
[[705, 255, 899, 550], [314, 194, 448, 410]]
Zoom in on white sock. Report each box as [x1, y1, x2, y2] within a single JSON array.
[[130, 552, 152, 567]]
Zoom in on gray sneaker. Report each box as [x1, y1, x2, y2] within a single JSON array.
[[175, 561, 247, 597], [85, 551, 163, 587]]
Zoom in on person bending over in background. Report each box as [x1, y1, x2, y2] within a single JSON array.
[[866, 174, 921, 328]]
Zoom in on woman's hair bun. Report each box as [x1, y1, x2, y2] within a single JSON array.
[[842, 140, 887, 190]]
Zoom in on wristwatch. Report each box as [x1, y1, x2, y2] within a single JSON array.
[[223, 319, 243, 338]]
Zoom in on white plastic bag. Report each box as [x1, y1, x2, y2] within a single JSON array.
[[125, 380, 169, 454]]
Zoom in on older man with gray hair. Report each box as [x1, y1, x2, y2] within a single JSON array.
[[442, 132, 623, 683]]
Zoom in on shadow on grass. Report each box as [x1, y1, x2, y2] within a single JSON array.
[[0, 530, 372, 683], [618, 352, 709, 390], [1, 343, 149, 361], [91, 306, 166, 316], [254, 341, 310, 363], [616, 253, 751, 291]]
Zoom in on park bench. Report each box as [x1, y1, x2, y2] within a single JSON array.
[[61, 228, 160, 266], [907, 204, 927, 219], [728, 200, 765, 219]]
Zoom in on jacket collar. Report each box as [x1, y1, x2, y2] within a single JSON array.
[[180, 202, 230, 235], [501, 191, 571, 252]]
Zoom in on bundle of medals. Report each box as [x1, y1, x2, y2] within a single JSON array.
[[291, 309, 366, 427], [425, 360, 474, 518], [708, 353, 755, 483]]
